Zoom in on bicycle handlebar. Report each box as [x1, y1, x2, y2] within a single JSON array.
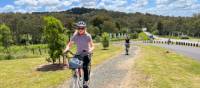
[[64, 50, 93, 56]]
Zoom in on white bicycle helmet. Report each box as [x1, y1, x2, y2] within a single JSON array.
[[76, 21, 86, 27]]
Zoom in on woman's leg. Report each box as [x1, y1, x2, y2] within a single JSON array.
[[83, 55, 91, 83]]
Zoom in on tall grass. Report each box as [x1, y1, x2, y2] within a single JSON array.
[[0, 44, 48, 60]]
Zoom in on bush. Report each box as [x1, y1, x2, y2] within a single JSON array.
[[95, 35, 101, 43], [180, 35, 189, 39], [5, 54, 15, 60], [101, 32, 110, 49], [130, 32, 138, 39], [138, 32, 149, 40]]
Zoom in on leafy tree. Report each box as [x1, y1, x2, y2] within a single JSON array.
[[101, 32, 110, 49], [115, 22, 121, 31], [138, 32, 149, 40], [65, 18, 75, 41], [43, 16, 67, 64], [0, 24, 13, 50], [91, 14, 111, 35], [91, 15, 104, 35], [19, 34, 32, 45], [151, 23, 159, 35], [157, 21, 164, 35], [102, 21, 118, 33]]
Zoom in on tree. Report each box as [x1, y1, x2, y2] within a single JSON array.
[[43, 16, 67, 64], [101, 32, 110, 49], [115, 21, 121, 31], [0, 24, 13, 50], [65, 18, 75, 41], [91, 15, 104, 35], [102, 21, 118, 33], [91, 14, 111, 35], [157, 21, 164, 35], [87, 25, 100, 37], [151, 23, 159, 35]]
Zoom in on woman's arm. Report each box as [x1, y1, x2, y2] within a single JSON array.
[[89, 40, 95, 53], [63, 41, 74, 53]]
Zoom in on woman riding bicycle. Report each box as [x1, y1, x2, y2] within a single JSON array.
[[63, 21, 94, 88]]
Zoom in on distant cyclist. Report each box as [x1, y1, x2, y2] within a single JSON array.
[[125, 36, 130, 55], [63, 21, 94, 88], [167, 38, 171, 45]]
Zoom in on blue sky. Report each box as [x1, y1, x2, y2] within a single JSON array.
[[0, 0, 200, 17]]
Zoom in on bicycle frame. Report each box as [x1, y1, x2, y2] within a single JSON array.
[[64, 50, 92, 88]]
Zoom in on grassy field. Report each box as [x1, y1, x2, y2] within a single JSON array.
[[0, 44, 48, 60], [132, 45, 200, 88], [0, 43, 122, 88], [159, 35, 200, 41]]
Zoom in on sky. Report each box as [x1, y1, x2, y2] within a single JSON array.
[[0, 0, 200, 17]]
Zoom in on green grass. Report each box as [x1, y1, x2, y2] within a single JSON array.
[[0, 44, 48, 60], [133, 45, 200, 88], [0, 44, 122, 88], [188, 37, 200, 41], [159, 35, 180, 39], [159, 35, 200, 41]]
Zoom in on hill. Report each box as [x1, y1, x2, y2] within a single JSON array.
[[0, 7, 199, 44]]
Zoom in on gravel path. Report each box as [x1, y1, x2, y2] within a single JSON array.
[[89, 45, 137, 88], [58, 44, 137, 88]]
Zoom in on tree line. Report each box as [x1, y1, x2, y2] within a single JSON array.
[[0, 7, 200, 45]]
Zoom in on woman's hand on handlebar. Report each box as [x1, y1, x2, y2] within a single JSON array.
[[63, 49, 69, 54]]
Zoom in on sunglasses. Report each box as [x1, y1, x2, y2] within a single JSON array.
[[78, 27, 85, 30]]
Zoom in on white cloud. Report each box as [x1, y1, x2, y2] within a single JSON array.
[[38, 0, 60, 6], [0, 0, 200, 16], [132, 0, 148, 7], [78, 0, 97, 8], [151, 0, 200, 16], [63, 1, 73, 6], [97, 0, 128, 12], [1, 5, 15, 12], [156, 0, 175, 6], [14, 0, 38, 6]]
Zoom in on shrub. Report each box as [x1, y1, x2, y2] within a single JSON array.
[[95, 35, 101, 43], [130, 32, 138, 39], [138, 32, 149, 40], [101, 32, 110, 49]]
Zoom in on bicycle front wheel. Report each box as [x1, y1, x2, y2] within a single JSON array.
[[69, 72, 84, 88]]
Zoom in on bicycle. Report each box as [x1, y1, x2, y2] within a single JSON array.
[[64, 50, 92, 88]]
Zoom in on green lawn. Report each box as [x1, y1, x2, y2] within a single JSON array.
[[159, 35, 200, 42], [0, 44, 48, 60], [133, 45, 200, 88], [0, 44, 122, 88]]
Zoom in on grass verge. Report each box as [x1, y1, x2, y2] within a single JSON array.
[[0, 44, 122, 88], [131, 45, 200, 88]]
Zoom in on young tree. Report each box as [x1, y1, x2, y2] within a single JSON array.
[[0, 24, 13, 52], [101, 32, 110, 49], [43, 16, 67, 64]]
